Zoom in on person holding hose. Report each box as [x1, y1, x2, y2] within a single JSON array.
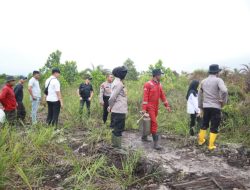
[[108, 66, 128, 150], [198, 64, 228, 150], [142, 69, 171, 150]]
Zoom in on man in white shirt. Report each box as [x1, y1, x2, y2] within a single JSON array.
[[45, 68, 63, 126], [28, 71, 41, 124]]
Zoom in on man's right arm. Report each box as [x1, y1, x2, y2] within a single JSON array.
[[28, 79, 35, 100], [198, 83, 203, 109], [99, 83, 104, 105], [142, 83, 149, 112], [218, 79, 228, 105], [78, 84, 82, 100], [0, 88, 7, 102], [14, 86, 19, 97]]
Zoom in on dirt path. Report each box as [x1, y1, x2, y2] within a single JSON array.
[[122, 131, 250, 189]]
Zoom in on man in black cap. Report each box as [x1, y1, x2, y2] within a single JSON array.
[[78, 76, 94, 116], [0, 76, 17, 125], [14, 76, 27, 122], [45, 68, 63, 126], [142, 69, 171, 150], [198, 64, 228, 150]]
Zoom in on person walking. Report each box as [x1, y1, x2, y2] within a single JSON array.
[[14, 76, 27, 123], [108, 66, 128, 150], [198, 64, 228, 150], [78, 76, 94, 117], [0, 76, 17, 125], [28, 71, 41, 124], [142, 69, 171, 150], [99, 74, 113, 124], [186, 80, 201, 136], [45, 68, 63, 126]]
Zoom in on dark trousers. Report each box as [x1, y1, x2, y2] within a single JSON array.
[[103, 96, 110, 123], [201, 108, 221, 134], [110, 113, 126, 137], [190, 113, 202, 128], [47, 101, 61, 126], [4, 110, 17, 126], [79, 99, 91, 116], [17, 102, 26, 121]]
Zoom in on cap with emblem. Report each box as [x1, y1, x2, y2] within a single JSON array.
[[152, 69, 164, 77]]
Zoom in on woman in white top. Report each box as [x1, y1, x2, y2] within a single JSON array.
[[186, 80, 201, 136]]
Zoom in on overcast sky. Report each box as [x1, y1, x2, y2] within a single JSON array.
[[0, 0, 250, 75]]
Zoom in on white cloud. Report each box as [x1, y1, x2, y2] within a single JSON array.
[[0, 0, 250, 75]]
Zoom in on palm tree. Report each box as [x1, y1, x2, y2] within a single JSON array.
[[240, 63, 250, 74], [79, 64, 110, 79], [240, 63, 250, 93]]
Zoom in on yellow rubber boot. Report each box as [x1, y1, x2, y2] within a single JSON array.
[[198, 129, 206, 145], [208, 133, 217, 150]]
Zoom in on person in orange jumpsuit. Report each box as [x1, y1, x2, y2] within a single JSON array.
[[142, 69, 171, 150]]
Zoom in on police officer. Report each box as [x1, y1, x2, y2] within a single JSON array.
[[99, 74, 113, 124], [198, 64, 228, 150], [78, 76, 94, 116]]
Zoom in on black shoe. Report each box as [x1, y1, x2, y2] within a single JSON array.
[[152, 134, 163, 150], [189, 127, 195, 136], [141, 136, 151, 142]]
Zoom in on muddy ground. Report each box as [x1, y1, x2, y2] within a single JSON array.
[[123, 131, 250, 189], [47, 126, 250, 190], [28, 110, 250, 189]]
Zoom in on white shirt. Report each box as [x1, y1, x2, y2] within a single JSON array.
[[28, 77, 41, 98], [45, 76, 60, 102], [187, 93, 200, 114]]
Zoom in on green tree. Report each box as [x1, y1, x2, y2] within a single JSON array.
[[148, 60, 177, 90], [123, 58, 139, 80], [62, 61, 79, 84], [40, 50, 62, 75], [45, 50, 61, 69], [148, 59, 166, 74]]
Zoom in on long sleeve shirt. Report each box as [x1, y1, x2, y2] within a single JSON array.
[[198, 75, 228, 110], [0, 84, 17, 111], [142, 80, 169, 111], [187, 93, 200, 114], [108, 78, 128, 114], [14, 83, 24, 103], [99, 81, 112, 104]]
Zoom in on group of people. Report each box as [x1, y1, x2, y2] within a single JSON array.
[[186, 64, 228, 150], [0, 64, 228, 151], [105, 64, 228, 151], [0, 68, 63, 127]]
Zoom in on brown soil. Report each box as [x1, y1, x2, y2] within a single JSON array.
[[122, 131, 250, 190]]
